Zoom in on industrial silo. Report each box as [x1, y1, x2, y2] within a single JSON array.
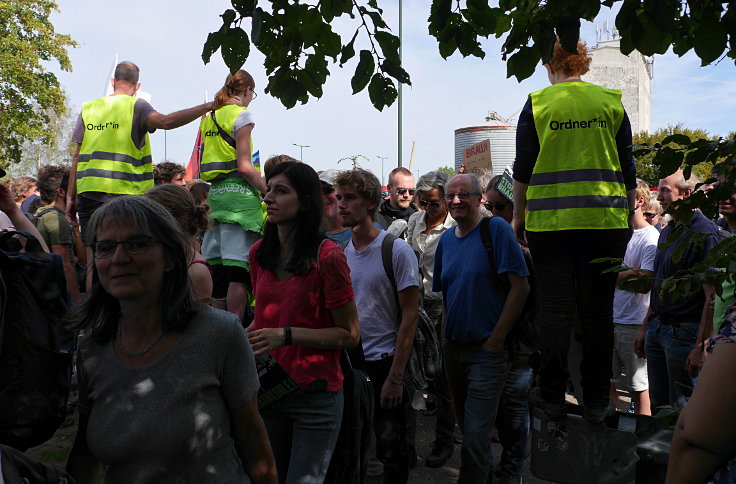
[[454, 112, 516, 176]]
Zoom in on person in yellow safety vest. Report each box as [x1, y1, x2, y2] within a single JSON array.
[[199, 69, 267, 323], [512, 39, 638, 425], [67, 61, 239, 292]]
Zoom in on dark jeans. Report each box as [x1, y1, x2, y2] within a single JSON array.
[[77, 195, 107, 242], [526, 228, 630, 410], [364, 357, 409, 484], [424, 297, 456, 447], [645, 318, 698, 409]]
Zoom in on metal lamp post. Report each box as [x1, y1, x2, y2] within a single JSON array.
[[293, 143, 310, 162]]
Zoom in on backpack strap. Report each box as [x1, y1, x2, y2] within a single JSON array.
[[315, 238, 328, 272], [381, 233, 398, 293], [478, 217, 510, 293], [210, 110, 237, 149]]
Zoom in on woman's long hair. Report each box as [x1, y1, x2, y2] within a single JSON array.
[[256, 162, 325, 275], [65, 196, 197, 344], [214, 70, 254, 109]]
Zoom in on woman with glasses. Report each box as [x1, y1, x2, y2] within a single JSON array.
[[199, 69, 267, 322], [247, 161, 360, 484], [65, 196, 276, 484], [405, 170, 457, 468], [512, 38, 637, 424]]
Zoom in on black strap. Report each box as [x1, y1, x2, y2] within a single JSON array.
[[210, 111, 237, 149], [478, 217, 510, 293], [381, 233, 398, 292]]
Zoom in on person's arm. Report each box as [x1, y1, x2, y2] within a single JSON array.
[[617, 268, 654, 294], [66, 144, 81, 227], [234, 123, 267, 194], [686, 282, 716, 377], [230, 397, 278, 484], [482, 272, 530, 353], [146, 101, 216, 131], [188, 262, 213, 302], [0, 184, 48, 252], [72, 224, 87, 264], [381, 285, 419, 409], [247, 299, 360, 353], [635, 307, 653, 358], [52, 244, 81, 302], [666, 343, 736, 483], [512, 180, 529, 246], [66, 412, 103, 484]]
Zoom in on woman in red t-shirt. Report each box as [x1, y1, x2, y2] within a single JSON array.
[[247, 161, 359, 483]]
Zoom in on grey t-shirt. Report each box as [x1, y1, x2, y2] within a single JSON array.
[[77, 305, 259, 483], [72, 97, 157, 202], [344, 231, 419, 361]]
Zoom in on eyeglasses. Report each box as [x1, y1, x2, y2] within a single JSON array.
[[643, 212, 657, 218], [483, 202, 508, 211], [444, 191, 481, 201], [396, 188, 415, 196], [251, 89, 258, 100], [94, 236, 156, 259], [418, 199, 442, 209]]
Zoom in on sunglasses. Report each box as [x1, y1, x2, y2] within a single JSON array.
[[418, 199, 442, 208], [643, 212, 657, 218], [483, 202, 508, 211], [396, 188, 415, 196]]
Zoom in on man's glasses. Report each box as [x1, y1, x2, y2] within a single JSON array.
[[643, 212, 657, 218], [94, 236, 156, 259], [418, 199, 441, 209], [444, 191, 481, 201], [483, 202, 508, 211], [396, 188, 415, 196]]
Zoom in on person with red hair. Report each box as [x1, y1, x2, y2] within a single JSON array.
[[512, 39, 638, 424]]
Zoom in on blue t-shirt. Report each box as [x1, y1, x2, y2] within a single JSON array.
[[433, 217, 529, 343]]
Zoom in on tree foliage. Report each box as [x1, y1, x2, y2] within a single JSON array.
[[437, 165, 457, 178], [0, 1, 76, 168], [204, 1, 736, 110], [633, 124, 711, 188]]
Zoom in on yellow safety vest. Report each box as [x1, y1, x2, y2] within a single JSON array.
[[77, 95, 153, 195], [525, 82, 629, 232], [199, 105, 258, 182]]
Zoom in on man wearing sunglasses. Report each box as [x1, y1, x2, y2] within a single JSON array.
[[376, 167, 417, 237]]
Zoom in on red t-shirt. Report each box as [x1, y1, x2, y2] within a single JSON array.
[[250, 239, 354, 392]]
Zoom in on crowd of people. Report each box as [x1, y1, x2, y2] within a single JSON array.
[[3, 40, 736, 484]]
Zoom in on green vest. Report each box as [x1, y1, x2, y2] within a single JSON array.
[[78, 95, 153, 195], [199, 105, 257, 182], [525, 82, 629, 232]]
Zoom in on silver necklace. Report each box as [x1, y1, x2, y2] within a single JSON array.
[[117, 320, 165, 358]]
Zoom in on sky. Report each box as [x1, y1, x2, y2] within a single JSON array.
[[48, 1, 736, 182]]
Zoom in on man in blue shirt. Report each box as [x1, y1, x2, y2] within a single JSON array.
[[433, 174, 530, 483], [635, 169, 724, 409]]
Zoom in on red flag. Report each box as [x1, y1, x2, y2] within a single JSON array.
[[184, 114, 206, 181]]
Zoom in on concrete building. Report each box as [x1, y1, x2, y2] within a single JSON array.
[[583, 34, 653, 134]]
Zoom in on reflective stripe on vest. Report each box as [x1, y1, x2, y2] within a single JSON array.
[[78, 95, 153, 195], [525, 82, 629, 232], [199, 105, 257, 183]]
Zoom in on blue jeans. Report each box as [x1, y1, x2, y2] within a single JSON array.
[[261, 390, 344, 484], [645, 318, 698, 409], [496, 350, 534, 478], [445, 341, 511, 484]]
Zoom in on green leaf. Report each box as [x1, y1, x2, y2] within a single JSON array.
[[381, 59, 411, 85], [438, 37, 458, 58], [662, 134, 691, 146], [556, 17, 581, 54], [221, 8, 237, 26], [300, 9, 324, 48], [340, 31, 358, 67], [655, 147, 684, 178], [351, 50, 375, 94], [367, 73, 397, 111], [632, 11, 671, 56], [202, 31, 223, 64], [221, 27, 250, 73], [694, 17, 727, 65], [231, 0, 255, 17], [506, 46, 540, 82], [374, 31, 401, 62], [318, 28, 342, 59]]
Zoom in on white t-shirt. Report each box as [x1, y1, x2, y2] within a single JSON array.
[[344, 231, 419, 361], [613, 225, 660, 325]]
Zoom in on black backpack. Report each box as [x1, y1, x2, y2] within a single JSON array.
[[478, 217, 540, 352], [0, 231, 73, 451], [378, 233, 443, 403]]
